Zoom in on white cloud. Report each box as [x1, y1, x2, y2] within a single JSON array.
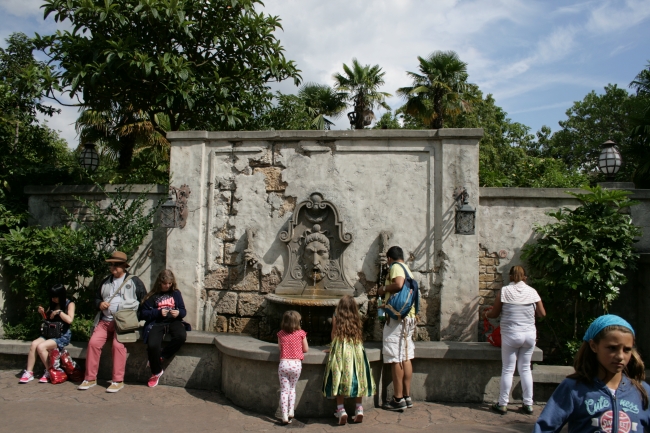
[[585, 0, 650, 33], [0, 0, 44, 17]]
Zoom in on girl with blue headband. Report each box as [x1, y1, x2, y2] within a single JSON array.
[[534, 315, 650, 432]]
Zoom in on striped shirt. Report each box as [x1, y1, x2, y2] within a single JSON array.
[[500, 303, 536, 333]]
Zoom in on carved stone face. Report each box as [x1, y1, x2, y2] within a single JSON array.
[[303, 240, 330, 282]]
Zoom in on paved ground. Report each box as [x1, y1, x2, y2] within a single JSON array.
[[0, 370, 541, 433]]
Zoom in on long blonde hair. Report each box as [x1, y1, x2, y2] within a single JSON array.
[[333, 295, 363, 343], [142, 269, 178, 304]]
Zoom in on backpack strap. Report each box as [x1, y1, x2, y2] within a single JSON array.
[[105, 275, 134, 304]]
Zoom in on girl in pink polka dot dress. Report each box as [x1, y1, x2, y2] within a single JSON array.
[[277, 310, 308, 424]]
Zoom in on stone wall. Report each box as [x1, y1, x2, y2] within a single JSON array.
[[478, 187, 650, 352], [166, 130, 482, 342], [24, 185, 168, 292]]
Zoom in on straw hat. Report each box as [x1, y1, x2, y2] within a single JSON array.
[[105, 251, 130, 268]]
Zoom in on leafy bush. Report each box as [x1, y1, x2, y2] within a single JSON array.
[[1, 185, 161, 341], [522, 186, 641, 364]]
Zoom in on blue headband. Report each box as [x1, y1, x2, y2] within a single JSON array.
[[583, 315, 635, 342]]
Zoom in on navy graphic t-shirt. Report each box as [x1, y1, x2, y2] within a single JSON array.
[[154, 293, 176, 322]]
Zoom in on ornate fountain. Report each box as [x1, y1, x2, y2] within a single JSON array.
[[265, 192, 363, 343]]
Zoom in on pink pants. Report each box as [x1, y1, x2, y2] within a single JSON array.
[[85, 320, 127, 382], [278, 359, 302, 416]]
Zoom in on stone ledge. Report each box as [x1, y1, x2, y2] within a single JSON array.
[[213, 333, 382, 364], [24, 184, 168, 195], [0, 330, 218, 359], [480, 187, 650, 200], [414, 341, 543, 362], [167, 129, 484, 142]]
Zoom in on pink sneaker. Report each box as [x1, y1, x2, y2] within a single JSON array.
[[39, 371, 50, 383], [148, 370, 164, 388], [19, 370, 34, 384]]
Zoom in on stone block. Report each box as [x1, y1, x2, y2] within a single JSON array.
[[217, 176, 236, 191], [486, 282, 503, 290], [232, 268, 260, 292], [210, 291, 238, 315], [224, 243, 240, 265], [216, 315, 228, 333], [204, 267, 230, 290], [416, 296, 439, 327], [260, 268, 281, 293], [415, 325, 438, 341], [479, 290, 496, 298], [486, 266, 498, 274], [252, 167, 287, 192], [479, 265, 486, 274], [237, 293, 265, 316], [479, 282, 488, 289], [228, 317, 259, 336], [479, 250, 486, 258], [479, 257, 497, 266], [493, 274, 503, 282]]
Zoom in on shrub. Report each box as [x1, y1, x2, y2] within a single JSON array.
[[1, 185, 161, 341], [522, 186, 641, 364]]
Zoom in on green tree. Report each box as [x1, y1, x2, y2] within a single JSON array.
[[298, 83, 346, 130], [245, 92, 313, 131], [529, 85, 640, 178], [522, 187, 641, 364], [629, 62, 650, 188], [0, 33, 79, 228], [446, 87, 588, 188], [333, 59, 391, 129], [397, 51, 475, 129], [36, 0, 301, 167]]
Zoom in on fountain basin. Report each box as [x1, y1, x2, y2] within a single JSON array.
[[265, 293, 366, 307]]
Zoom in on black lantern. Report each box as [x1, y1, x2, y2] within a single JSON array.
[[160, 185, 191, 229], [347, 111, 357, 126], [160, 195, 178, 228], [79, 143, 100, 172], [455, 187, 476, 235], [598, 140, 622, 181]]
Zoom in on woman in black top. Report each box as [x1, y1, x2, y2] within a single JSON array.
[[19, 284, 75, 384]]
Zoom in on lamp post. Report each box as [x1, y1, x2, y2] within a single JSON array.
[[79, 143, 100, 172], [597, 140, 634, 189], [159, 185, 191, 229], [597, 140, 622, 181]]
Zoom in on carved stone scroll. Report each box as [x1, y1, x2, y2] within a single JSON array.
[[276, 192, 354, 297]]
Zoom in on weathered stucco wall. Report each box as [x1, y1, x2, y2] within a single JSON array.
[[23, 185, 168, 291], [478, 187, 650, 350], [166, 130, 482, 342]]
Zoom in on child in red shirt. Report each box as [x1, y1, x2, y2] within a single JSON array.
[[277, 310, 308, 424]]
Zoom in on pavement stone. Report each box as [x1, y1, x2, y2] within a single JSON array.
[[0, 370, 541, 433]]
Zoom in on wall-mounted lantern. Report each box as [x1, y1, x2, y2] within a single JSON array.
[[79, 143, 100, 172], [347, 111, 357, 127], [455, 187, 476, 235], [597, 140, 622, 181], [160, 184, 191, 228]]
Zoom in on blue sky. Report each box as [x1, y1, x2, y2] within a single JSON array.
[[1, 0, 649, 147]]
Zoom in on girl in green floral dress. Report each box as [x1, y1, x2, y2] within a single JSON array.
[[323, 295, 375, 424]]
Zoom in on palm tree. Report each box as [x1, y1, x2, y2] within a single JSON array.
[[333, 59, 392, 129], [397, 51, 475, 129], [75, 105, 169, 170], [298, 83, 347, 130]]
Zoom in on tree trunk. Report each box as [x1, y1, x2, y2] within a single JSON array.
[[432, 91, 444, 129], [118, 133, 136, 169], [354, 97, 365, 130]]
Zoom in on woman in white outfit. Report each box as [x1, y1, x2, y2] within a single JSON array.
[[484, 265, 546, 415]]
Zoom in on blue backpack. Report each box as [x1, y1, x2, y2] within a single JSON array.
[[385, 262, 420, 320]]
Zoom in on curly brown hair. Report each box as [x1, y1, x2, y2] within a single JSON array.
[[332, 295, 363, 343], [142, 269, 178, 304], [569, 325, 648, 410]]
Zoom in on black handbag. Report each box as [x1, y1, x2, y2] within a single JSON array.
[[41, 321, 64, 339]]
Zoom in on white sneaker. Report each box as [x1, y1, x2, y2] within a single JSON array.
[[288, 409, 294, 420], [354, 406, 364, 423], [334, 408, 348, 425], [281, 414, 290, 425]]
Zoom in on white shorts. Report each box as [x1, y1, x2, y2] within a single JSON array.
[[382, 317, 416, 363]]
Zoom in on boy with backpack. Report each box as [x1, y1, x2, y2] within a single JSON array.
[[377, 246, 419, 411]]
